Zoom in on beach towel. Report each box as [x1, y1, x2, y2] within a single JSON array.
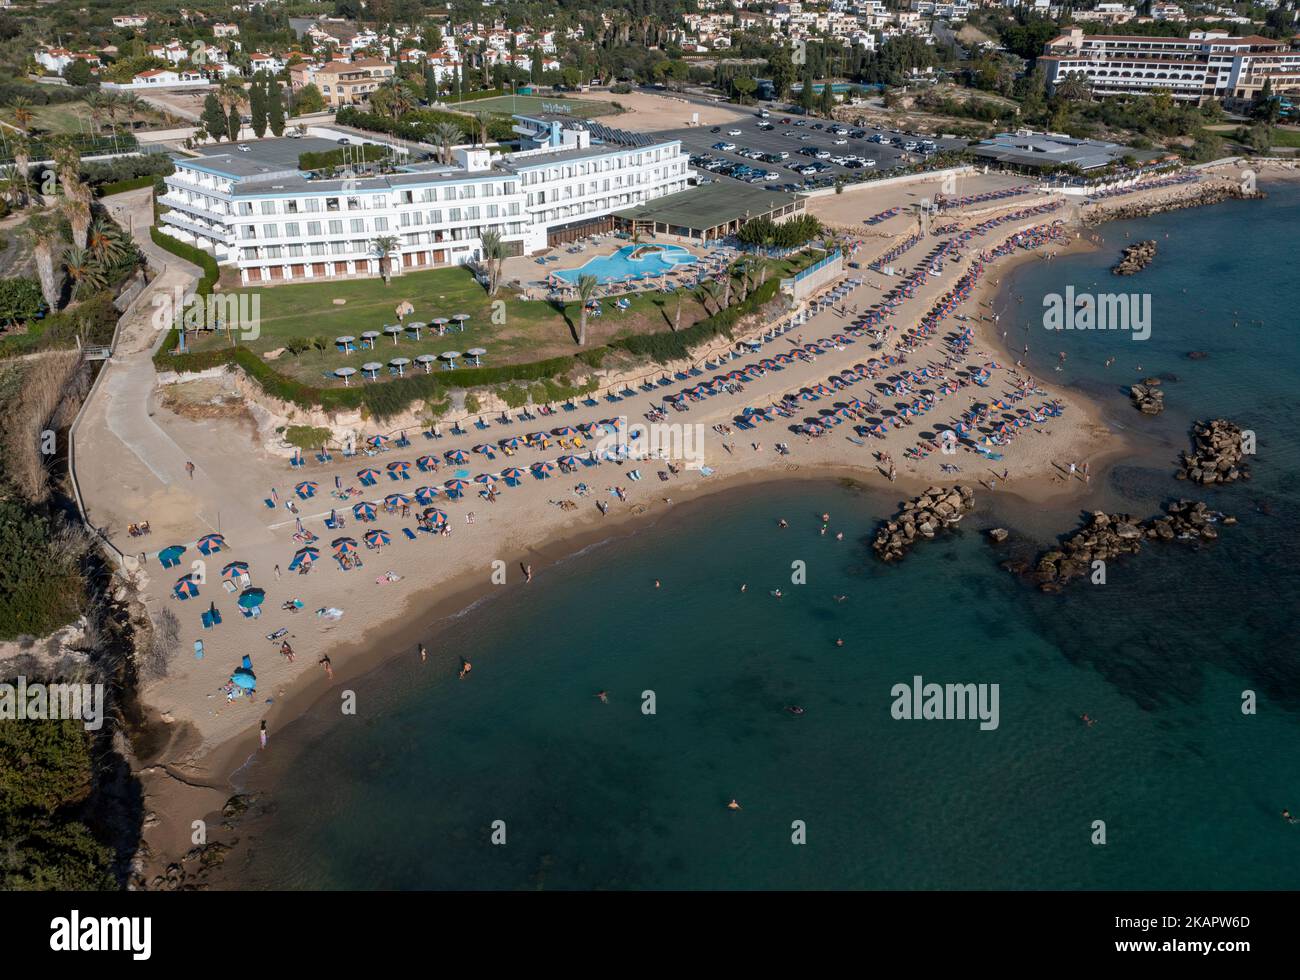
[[628, 470, 642, 481], [195, 640, 204, 660], [699, 466, 714, 477]]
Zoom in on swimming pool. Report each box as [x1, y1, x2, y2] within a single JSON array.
[[552, 244, 698, 286]]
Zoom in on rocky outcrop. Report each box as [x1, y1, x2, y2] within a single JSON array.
[[1083, 181, 1266, 226], [1022, 500, 1235, 592], [1112, 240, 1157, 275], [873, 485, 974, 561], [1129, 378, 1165, 415], [987, 527, 1009, 544], [1177, 418, 1251, 484]]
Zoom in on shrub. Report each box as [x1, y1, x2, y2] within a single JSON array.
[[0, 501, 86, 640], [148, 228, 218, 296]]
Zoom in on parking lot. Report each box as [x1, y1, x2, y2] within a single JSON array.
[[660, 111, 966, 194]]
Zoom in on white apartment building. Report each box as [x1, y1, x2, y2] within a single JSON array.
[[158, 122, 693, 285], [1042, 28, 1300, 102]]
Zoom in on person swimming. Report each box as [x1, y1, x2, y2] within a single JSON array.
[[726, 799, 742, 810], [596, 691, 609, 703], [771, 589, 783, 598], [834, 594, 848, 603], [778, 518, 789, 529], [786, 706, 805, 716], [1081, 713, 1096, 728]]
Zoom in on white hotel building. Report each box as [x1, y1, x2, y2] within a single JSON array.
[[158, 119, 692, 285]]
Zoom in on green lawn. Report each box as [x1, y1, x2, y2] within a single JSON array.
[[197, 252, 816, 387], [448, 94, 618, 120], [1267, 127, 1300, 148]]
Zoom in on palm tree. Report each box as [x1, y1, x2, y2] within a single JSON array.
[[28, 212, 65, 311], [8, 97, 33, 131], [84, 91, 109, 134], [480, 229, 506, 296], [63, 245, 107, 300], [473, 110, 491, 146], [119, 93, 146, 130], [371, 234, 400, 283], [575, 273, 598, 346], [88, 217, 129, 264], [431, 122, 463, 165], [61, 180, 92, 250], [11, 133, 30, 207], [0, 165, 22, 209], [673, 290, 684, 332], [51, 138, 81, 192], [378, 79, 413, 121]]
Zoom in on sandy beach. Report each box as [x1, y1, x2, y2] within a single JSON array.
[[110, 162, 1287, 881]]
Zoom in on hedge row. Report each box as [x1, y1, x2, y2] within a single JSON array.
[[97, 174, 164, 198], [148, 228, 219, 296]]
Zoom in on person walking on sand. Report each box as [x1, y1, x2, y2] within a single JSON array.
[[185, 460, 195, 480], [319, 655, 333, 679], [259, 720, 268, 750], [274, 564, 281, 581], [419, 643, 427, 664]]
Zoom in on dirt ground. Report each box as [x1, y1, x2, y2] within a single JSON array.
[[591, 90, 749, 132]]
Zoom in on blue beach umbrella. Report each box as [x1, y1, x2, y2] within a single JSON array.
[[197, 533, 226, 555], [173, 575, 200, 600], [364, 529, 391, 547], [352, 501, 377, 521], [237, 586, 265, 609], [294, 481, 318, 500], [289, 547, 318, 571]]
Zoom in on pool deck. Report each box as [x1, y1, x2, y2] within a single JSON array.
[[500, 236, 718, 299]]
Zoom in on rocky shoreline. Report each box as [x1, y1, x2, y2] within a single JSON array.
[[872, 485, 975, 561], [1177, 418, 1251, 484], [1008, 500, 1236, 592], [1112, 240, 1157, 275], [1084, 181, 1265, 225]]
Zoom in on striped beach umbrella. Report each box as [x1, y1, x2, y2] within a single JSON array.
[[352, 501, 376, 521], [294, 481, 318, 500], [173, 575, 200, 600], [443, 479, 468, 498], [364, 529, 391, 547], [473, 473, 496, 486], [603, 417, 625, 430], [498, 436, 522, 450], [367, 434, 389, 449], [422, 508, 447, 528], [197, 533, 226, 555], [221, 560, 250, 584], [444, 448, 469, 464], [387, 460, 410, 477], [289, 547, 318, 571], [414, 486, 440, 505], [384, 492, 410, 508], [576, 422, 599, 435], [473, 444, 496, 458], [501, 467, 525, 486], [552, 425, 578, 438], [556, 455, 578, 468], [356, 468, 380, 484], [525, 431, 550, 446], [416, 455, 438, 472], [331, 537, 358, 555], [530, 460, 556, 478]]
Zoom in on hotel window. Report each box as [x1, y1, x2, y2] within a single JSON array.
[[310, 243, 326, 256], [429, 210, 442, 223], [400, 213, 411, 227], [260, 202, 276, 215], [266, 246, 282, 258], [350, 219, 365, 233], [286, 200, 299, 214], [487, 205, 498, 218], [347, 197, 360, 210], [262, 224, 278, 237], [285, 222, 300, 236], [305, 199, 321, 212], [241, 225, 256, 239], [289, 244, 304, 257], [329, 220, 343, 234], [467, 206, 479, 219], [237, 202, 253, 216], [374, 196, 386, 208], [327, 198, 340, 211], [307, 221, 321, 235], [331, 242, 347, 255], [350, 239, 367, 252], [449, 208, 461, 221], [374, 217, 388, 231]]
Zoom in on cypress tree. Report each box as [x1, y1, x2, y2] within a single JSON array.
[[250, 74, 268, 138], [227, 104, 241, 141], [267, 81, 285, 136], [201, 91, 227, 140]]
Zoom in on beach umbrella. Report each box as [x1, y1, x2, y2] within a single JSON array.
[[577, 422, 600, 435], [356, 467, 380, 484], [498, 436, 521, 450], [362, 361, 383, 380], [158, 544, 186, 567], [441, 351, 461, 369], [173, 575, 200, 600], [453, 314, 470, 331], [556, 455, 579, 468], [415, 486, 441, 505], [288, 547, 318, 571], [237, 586, 265, 609], [387, 460, 410, 477], [332, 537, 358, 555], [294, 481, 318, 500], [472, 444, 496, 458], [431, 317, 450, 335], [221, 560, 250, 584], [360, 330, 380, 349], [231, 659, 256, 691], [367, 434, 390, 449], [390, 356, 411, 377], [335, 367, 357, 386], [552, 426, 578, 438], [525, 431, 550, 447], [416, 354, 437, 373], [422, 508, 448, 528], [416, 455, 437, 472], [444, 449, 469, 464], [383, 324, 403, 345], [473, 473, 496, 485], [335, 335, 356, 354], [501, 467, 525, 486], [466, 347, 485, 366], [531, 460, 556, 478], [197, 533, 226, 555], [364, 529, 391, 547], [384, 493, 411, 508], [444, 479, 468, 498], [603, 417, 625, 431], [406, 321, 424, 340], [352, 501, 376, 521]]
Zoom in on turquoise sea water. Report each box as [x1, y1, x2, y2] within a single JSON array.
[[229, 183, 1300, 890]]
